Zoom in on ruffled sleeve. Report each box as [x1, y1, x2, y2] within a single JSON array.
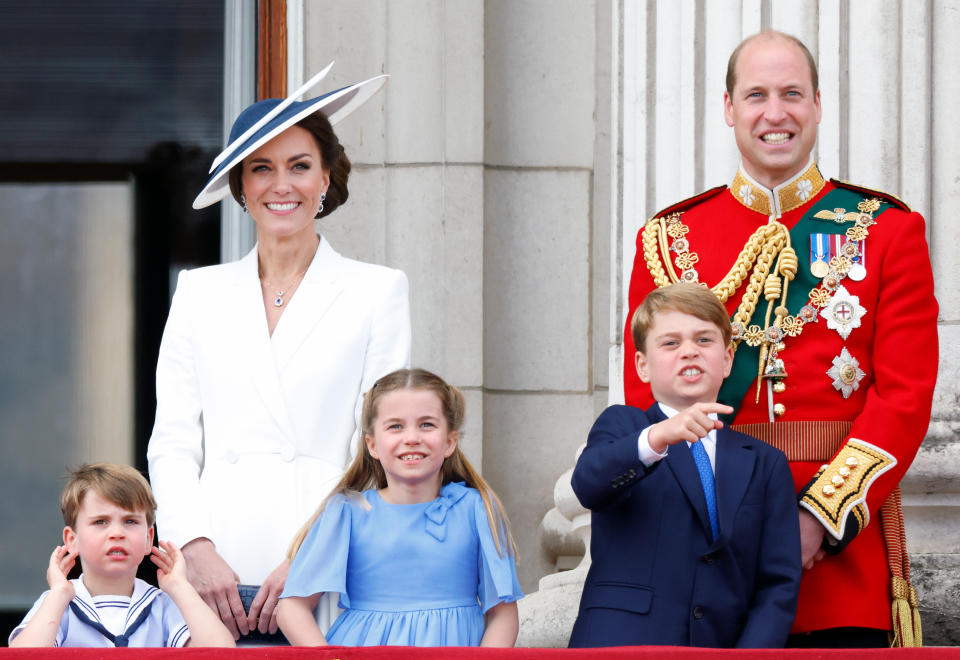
[[281, 494, 353, 605], [473, 491, 524, 613]]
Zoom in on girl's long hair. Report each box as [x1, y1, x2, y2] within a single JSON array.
[[287, 368, 516, 560]]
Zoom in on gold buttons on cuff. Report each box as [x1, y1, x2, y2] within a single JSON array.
[[773, 403, 786, 417], [821, 455, 858, 499], [773, 382, 786, 393]]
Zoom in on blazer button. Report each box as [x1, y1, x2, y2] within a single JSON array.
[[702, 553, 716, 565], [693, 606, 704, 619], [224, 450, 239, 464], [280, 445, 296, 462]]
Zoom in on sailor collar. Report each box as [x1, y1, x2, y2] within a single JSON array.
[[70, 575, 161, 632], [730, 157, 825, 217]]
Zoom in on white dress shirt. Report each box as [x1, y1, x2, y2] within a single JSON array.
[[637, 402, 718, 471]]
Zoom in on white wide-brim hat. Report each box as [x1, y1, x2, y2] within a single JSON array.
[[193, 62, 387, 210]]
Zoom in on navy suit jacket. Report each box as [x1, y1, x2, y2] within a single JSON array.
[[568, 404, 800, 648]]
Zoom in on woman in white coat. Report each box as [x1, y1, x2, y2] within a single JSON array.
[[147, 68, 410, 642]]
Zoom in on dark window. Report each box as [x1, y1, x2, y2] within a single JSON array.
[[0, 0, 224, 636]]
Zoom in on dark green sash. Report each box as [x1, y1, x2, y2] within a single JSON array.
[[717, 188, 890, 424]]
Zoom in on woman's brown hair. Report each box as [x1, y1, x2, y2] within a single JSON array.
[[287, 369, 516, 560]]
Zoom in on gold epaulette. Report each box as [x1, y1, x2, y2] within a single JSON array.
[[652, 185, 727, 219], [799, 439, 897, 541], [830, 178, 911, 212]]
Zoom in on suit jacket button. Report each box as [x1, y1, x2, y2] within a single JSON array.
[[693, 606, 704, 619], [702, 553, 716, 565]]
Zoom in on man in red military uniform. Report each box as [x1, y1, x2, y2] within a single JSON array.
[[623, 31, 938, 648]]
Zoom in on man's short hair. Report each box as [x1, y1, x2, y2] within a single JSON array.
[[631, 283, 732, 353], [726, 30, 819, 95], [60, 463, 157, 528]]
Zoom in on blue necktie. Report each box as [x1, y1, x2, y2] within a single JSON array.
[[690, 440, 719, 541]]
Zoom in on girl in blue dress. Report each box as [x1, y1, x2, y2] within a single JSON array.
[[277, 368, 522, 647]]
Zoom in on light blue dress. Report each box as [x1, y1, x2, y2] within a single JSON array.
[[281, 482, 523, 646]]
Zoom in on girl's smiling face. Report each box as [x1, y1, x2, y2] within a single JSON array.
[[364, 388, 458, 504]]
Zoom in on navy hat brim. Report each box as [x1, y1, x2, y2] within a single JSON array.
[[193, 71, 387, 210]]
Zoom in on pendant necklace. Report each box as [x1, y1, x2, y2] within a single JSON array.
[[260, 267, 308, 307]]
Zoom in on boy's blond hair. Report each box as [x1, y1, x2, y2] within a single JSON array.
[[631, 283, 732, 353], [60, 463, 157, 528]]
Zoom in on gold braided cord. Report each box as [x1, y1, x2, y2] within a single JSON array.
[[657, 217, 681, 283], [731, 225, 787, 330], [643, 215, 789, 322], [643, 213, 792, 371], [712, 224, 784, 304], [883, 489, 922, 647], [642, 218, 671, 287], [754, 224, 793, 400]]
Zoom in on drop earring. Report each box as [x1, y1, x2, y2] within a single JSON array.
[[240, 194, 248, 213], [317, 191, 326, 215]]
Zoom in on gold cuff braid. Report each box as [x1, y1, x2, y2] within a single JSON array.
[[799, 439, 897, 540]]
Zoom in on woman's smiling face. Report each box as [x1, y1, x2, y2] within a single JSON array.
[[240, 125, 330, 240]]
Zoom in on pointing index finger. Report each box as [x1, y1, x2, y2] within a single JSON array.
[[696, 402, 734, 415]]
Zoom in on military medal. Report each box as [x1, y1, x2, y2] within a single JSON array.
[[848, 241, 866, 281], [811, 258, 830, 278], [827, 347, 866, 398], [810, 233, 830, 278], [820, 284, 867, 339]]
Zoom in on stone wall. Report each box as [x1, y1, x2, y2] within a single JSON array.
[[300, 0, 610, 591]]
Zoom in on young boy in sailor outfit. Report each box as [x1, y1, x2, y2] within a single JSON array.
[[9, 463, 234, 648]]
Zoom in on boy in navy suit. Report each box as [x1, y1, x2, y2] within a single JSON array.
[[569, 283, 800, 648]]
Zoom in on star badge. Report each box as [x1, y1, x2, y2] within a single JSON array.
[[827, 347, 866, 398], [820, 284, 867, 340]]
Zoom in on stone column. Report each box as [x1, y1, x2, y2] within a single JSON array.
[[300, 0, 487, 464], [298, 0, 610, 599]]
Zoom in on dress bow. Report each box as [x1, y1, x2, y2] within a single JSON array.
[[424, 481, 470, 541]]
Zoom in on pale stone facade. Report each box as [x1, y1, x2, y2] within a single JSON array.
[[299, 0, 609, 597], [296, 0, 960, 646]]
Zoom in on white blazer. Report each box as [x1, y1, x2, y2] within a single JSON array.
[[147, 238, 411, 584]]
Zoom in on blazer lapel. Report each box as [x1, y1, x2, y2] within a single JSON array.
[[233, 247, 297, 441], [271, 238, 346, 373], [715, 426, 755, 542], [649, 405, 714, 541]]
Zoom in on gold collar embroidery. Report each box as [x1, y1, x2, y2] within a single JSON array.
[[730, 159, 825, 217]]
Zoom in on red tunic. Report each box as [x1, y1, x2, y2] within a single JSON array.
[[623, 166, 938, 633]]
